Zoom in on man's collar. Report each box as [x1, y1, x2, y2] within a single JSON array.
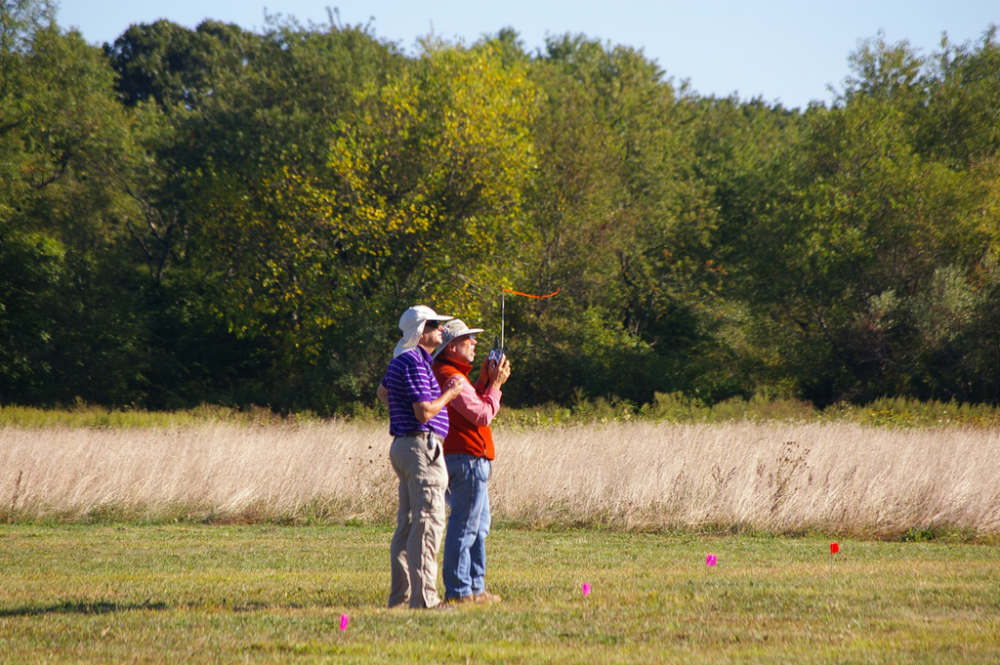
[[435, 355, 472, 375], [404, 345, 434, 363]]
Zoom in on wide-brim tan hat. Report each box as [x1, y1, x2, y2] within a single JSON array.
[[432, 319, 485, 359]]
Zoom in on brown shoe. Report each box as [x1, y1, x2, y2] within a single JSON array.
[[473, 591, 502, 604], [439, 594, 475, 607]]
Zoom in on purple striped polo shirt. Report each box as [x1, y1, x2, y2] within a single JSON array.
[[381, 346, 449, 439]]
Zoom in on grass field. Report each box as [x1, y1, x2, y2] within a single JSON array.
[[1, 524, 998, 664], [2, 417, 998, 661]]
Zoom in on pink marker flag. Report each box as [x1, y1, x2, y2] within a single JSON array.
[[582, 583, 591, 596], [706, 554, 717, 567], [830, 542, 840, 554], [339, 614, 349, 631]]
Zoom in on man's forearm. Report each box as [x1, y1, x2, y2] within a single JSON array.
[[451, 381, 501, 427], [412, 392, 453, 422]]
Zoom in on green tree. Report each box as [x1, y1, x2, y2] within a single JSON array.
[[503, 35, 723, 406], [187, 37, 536, 410], [104, 19, 252, 110], [915, 26, 1000, 167], [705, 34, 999, 404], [1, 0, 152, 405]]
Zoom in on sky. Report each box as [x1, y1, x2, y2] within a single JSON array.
[[57, 1, 999, 110]]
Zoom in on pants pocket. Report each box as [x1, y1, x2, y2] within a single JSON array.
[[428, 439, 441, 465], [420, 485, 442, 518]]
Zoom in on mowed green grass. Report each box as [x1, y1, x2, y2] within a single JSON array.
[[1, 525, 998, 664]]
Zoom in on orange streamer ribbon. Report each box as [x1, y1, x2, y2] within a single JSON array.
[[502, 287, 560, 299]]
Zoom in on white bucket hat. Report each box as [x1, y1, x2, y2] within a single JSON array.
[[393, 305, 453, 358], [432, 319, 485, 359]]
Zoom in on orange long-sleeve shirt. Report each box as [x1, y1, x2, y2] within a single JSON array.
[[431, 357, 501, 460]]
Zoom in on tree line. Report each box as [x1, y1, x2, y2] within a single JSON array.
[[3, 0, 999, 414]]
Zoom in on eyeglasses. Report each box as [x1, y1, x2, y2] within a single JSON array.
[[424, 320, 441, 331]]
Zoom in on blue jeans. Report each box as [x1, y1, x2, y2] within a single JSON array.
[[443, 454, 491, 600]]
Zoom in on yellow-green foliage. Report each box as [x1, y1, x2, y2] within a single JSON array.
[[498, 392, 1000, 428], [6, 394, 1000, 430], [190, 38, 539, 374], [328, 40, 539, 319], [0, 403, 310, 429]]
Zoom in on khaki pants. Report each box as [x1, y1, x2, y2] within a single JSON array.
[[388, 432, 448, 609]]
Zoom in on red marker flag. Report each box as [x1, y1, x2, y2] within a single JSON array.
[[502, 287, 560, 299], [830, 542, 839, 554]]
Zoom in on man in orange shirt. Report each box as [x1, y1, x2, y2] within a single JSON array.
[[431, 319, 511, 605]]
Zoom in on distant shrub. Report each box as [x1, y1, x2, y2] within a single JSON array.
[[4, 394, 1000, 430]]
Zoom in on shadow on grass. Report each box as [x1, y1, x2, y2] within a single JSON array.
[[0, 599, 168, 617]]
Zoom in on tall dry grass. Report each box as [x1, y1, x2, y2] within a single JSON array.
[[493, 422, 1000, 537], [2, 421, 998, 537], [0, 423, 396, 524]]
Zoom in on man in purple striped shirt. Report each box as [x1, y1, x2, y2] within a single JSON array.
[[377, 305, 463, 609]]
